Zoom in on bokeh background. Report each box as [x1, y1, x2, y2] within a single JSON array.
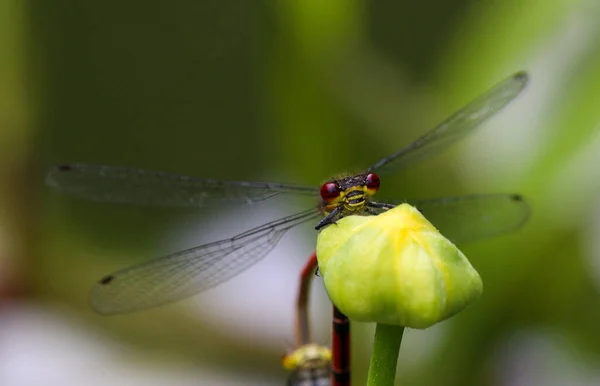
[[2, 0, 600, 385]]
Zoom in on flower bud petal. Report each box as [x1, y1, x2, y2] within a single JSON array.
[[316, 204, 483, 329]]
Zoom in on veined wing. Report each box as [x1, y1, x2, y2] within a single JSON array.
[[368, 194, 530, 244], [46, 164, 319, 208], [90, 208, 320, 314], [409, 194, 530, 244], [368, 72, 528, 175]]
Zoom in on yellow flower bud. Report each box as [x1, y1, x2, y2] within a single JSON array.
[[316, 204, 483, 329]]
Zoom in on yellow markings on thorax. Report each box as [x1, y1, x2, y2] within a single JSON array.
[[282, 343, 332, 370], [323, 185, 373, 214], [343, 186, 367, 210]]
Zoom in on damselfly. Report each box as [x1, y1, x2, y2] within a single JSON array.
[[289, 252, 348, 385], [284, 342, 331, 386], [45, 72, 530, 315], [284, 252, 332, 386]]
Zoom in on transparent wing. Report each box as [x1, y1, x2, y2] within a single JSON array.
[[90, 208, 321, 314], [46, 164, 319, 208], [368, 194, 530, 244], [368, 72, 529, 175], [410, 194, 530, 244]]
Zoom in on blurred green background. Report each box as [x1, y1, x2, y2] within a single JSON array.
[[2, 0, 600, 385]]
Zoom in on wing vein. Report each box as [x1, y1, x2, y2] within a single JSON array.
[[90, 208, 320, 314]]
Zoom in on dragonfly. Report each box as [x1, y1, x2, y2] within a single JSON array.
[[45, 71, 530, 315], [284, 252, 333, 386], [291, 251, 349, 386], [284, 341, 332, 386]]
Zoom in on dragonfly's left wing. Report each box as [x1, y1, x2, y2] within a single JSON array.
[[89, 208, 320, 314], [370, 194, 530, 245], [368, 72, 528, 175], [46, 164, 319, 208]]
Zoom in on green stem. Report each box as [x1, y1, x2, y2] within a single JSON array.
[[367, 323, 405, 386]]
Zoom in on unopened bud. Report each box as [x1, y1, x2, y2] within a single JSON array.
[[316, 204, 483, 329]]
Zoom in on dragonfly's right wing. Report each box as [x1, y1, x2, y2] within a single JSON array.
[[368, 194, 530, 244], [368, 72, 528, 175], [89, 208, 320, 314], [410, 193, 531, 245], [46, 164, 319, 208]]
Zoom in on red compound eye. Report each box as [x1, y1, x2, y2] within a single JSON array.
[[365, 173, 380, 192], [320, 182, 341, 201]]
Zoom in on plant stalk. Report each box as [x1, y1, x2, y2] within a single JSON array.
[[366, 323, 405, 386]]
